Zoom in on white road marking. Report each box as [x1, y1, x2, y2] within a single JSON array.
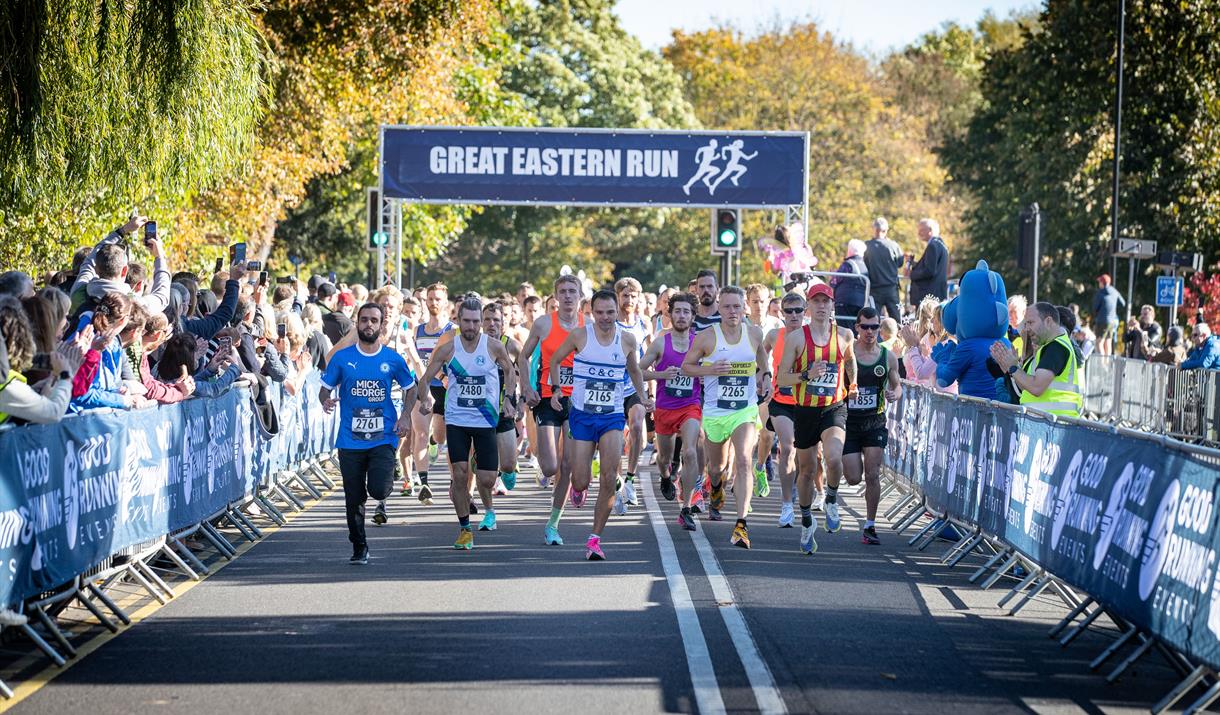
[[638, 474, 727, 715]]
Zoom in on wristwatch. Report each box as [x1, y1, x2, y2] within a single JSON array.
[[58, 370, 71, 381], [1006, 364, 1019, 376], [800, 369, 810, 382]]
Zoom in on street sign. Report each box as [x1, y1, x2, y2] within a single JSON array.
[[1111, 237, 1157, 258], [1156, 276, 1184, 307]]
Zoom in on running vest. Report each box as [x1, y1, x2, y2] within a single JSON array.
[[770, 328, 795, 405], [794, 324, 848, 407], [416, 320, 454, 387], [656, 332, 700, 410], [1020, 332, 1083, 417], [540, 311, 584, 398], [0, 370, 27, 424], [444, 334, 500, 428], [571, 325, 627, 416], [701, 324, 757, 418], [496, 335, 517, 412], [848, 345, 889, 416], [617, 316, 649, 397]]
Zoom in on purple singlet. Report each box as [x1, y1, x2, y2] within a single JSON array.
[[655, 332, 701, 410]]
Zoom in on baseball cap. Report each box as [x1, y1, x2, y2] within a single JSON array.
[[337, 292, 355, 307], [806, 283, 833, 301]]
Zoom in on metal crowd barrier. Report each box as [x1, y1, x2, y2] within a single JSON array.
[[0, 373, 339, 698], [1083, 354, 1219, 446], [883, 382, 1220, 714]]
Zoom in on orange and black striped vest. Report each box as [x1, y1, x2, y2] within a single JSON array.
[[794, 324, 847, 407]]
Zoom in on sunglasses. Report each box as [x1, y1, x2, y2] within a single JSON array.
[[782, 307, 805, 315], [857, 323, 881, 330]]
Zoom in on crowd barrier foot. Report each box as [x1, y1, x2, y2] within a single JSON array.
[[1056, 603, 1102, 646], [968, 547, 1012, 584], [16, 622, 64, 667], [223, 509, 257, 543], [907, 516, 942, 548], [287, 470, 323, 500], [884, 492, 916, 521], [123, 562, 169, 605], [84, 582, 130, 626], [306, 460, 336, 491], [980, 552, 1022, 590], [29, 605, 74, 660], [1090, 626, 1140, 671], [0, 677, 13, 699], [231, 507, 264, 539], [170, 539, 210, 577], [253, 494, 288, 525], [133, 559, 177, 600], [941, 530, 982, 566], [891, 500, 926, 534], [1007, 573, 1054, 616], [996, 567, 1043, 609], [1106, 633, 1156, 683], [199, 523, 236, 561], [326, 452, 341, 470], [272, 479, 305, 512], [73, 587, 118, 633], [157, 544, 199, 581], [1183, 677, 1220, 715], [1157, 665, 1217, 714]]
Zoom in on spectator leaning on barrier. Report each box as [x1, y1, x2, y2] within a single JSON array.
[[137, 312, 195, 403], [863, 217, 903, 320], [1091, 274, 1125, 356], [907, 218, 949, 305], [832, 239, 869, 329], [1181, 323, 1219, 370], [0, 297, 89, 424], [1122, 317, 1149, 360], [1149, 326, 1187, 367], [71, 292, 151, 412], [1139, 304, 1162, 347], [989, 301, 1084, 417]]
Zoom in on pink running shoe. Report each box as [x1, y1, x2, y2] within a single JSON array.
[[570, 485, 588, 508], [585, 535, 605, 560]]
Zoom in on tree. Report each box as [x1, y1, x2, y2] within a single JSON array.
[[945, 0, 1220, 307], [0, 0, 265, 275]]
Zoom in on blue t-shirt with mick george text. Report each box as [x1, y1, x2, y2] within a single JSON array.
[[322, 344, 417, 450]]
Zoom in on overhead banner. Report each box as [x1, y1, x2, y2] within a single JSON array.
[[887, 385, 1220, 670], [379, 126, 808, 208]]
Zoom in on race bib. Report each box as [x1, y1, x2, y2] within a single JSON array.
[[665, 373, 694, 398], [453, 375, 487, 408], [558, 365, 575, 388], [717, 375, 750, 411], [584, 379, 617, 415], [806, 363, 840, 398], [417, 335, 439, 357], [849, 386, 879, 411], [351, 407, 384, 441]]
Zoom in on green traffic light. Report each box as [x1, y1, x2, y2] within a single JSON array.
[[719, 229, 737, 246]]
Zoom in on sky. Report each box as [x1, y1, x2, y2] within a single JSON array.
[[614, 0, 1038, 55]]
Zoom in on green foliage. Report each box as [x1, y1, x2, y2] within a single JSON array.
[[945, 0, 1220, 307], [0, 0, 265, 276]]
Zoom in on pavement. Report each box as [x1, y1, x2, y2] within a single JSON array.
[[7, 452, 1186, 715]]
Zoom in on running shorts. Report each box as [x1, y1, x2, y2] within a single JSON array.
[[568, 407, 626, 443], [793, 402, 847, 450], [654, 404, 701, 436], [703, 404, 759, 444], [446, 424, 498, 469], [843, 414, 888, 454]]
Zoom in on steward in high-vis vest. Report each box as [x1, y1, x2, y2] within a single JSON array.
[[988, 301, 1083, 417]]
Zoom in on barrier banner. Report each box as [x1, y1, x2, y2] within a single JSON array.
[[380, 126, 808, 208], [886, 385, 1220, 670], [0, 374, 336, 607]]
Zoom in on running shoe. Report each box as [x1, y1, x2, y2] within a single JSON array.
[[585, 535, 606, 561], [493, 477, 508, 496], [418, 483, 434, 506], [778, 501, 795, 528], [800, 522, 819, 555], [469, 499, 479, 515], [570, 484, 588, 508], [812, 490, 826, 512], [861, 526, 880, 545], [825, 501, 842, 533], [544, 525, 564, 546], [536, 469, 549, 489], [623, 478, 639, 506], [479, 510, 497, 531], [400, 479, 414, 497], [427, 441, 439, 463], [372, 502, 388, 526], [731, 523, 751, 549], [612, 491, 628, 515], [765, 456, 776, 483], [660, 475, 676, 501], [678, 510, 697, 531], [753, 467, 770, 498], [454, 528, 474, 550], [708, 507, 723, 521], [502, 471, 517, 491], [710, 482, 725, 511], [350, 544, 369, 565]]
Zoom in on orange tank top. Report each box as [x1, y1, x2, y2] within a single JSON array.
[[794, 324, 847, 407], [770, 328, 796, 406], [540, 311, 584, 398]]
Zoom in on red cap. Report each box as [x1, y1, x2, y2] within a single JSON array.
[[806, 283, 833, 301], [1097, 274, 1111, 286], [337, 292, 355, 307]]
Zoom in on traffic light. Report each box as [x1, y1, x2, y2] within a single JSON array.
[[711, 208, 741, 254], [366, 187, 387, 250]]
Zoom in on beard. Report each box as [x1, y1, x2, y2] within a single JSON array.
[[357, 327, 379, 344], [700, 294, 714, 306]]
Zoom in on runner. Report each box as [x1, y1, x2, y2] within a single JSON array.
[[843, 307, 902, 545], [319, 303, 418, 565], [548, 289, 650, 560], [777, 283, 856, 555], [682, 286, 769, 548], [417, 296, 517, 550], [614, 277, 651, 513], [411, 282, 455, 505], [762, 291, 805, 527], [640, 292, 702, 531], [692, 269, 721, 334], [519, 274, 585, 546], [483, 301, 522, 495]]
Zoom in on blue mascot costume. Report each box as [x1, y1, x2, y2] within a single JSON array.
[[937, 260, 1011, 400]]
